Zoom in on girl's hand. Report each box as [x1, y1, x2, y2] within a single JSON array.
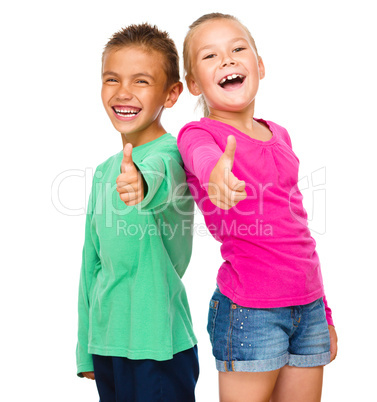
[[208, 135, 247, 209], [116, 143, 144, 206], [82, 371, 95, 380], [328, 325, 338, 362]]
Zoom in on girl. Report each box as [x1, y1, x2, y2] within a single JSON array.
[[177, 13, 338, 402]]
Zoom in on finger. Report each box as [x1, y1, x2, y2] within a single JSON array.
[[120, 192, 144, 205], [117, 174, 139, 188], [223, 135, 237, 169], [208, 190, 243, 210], [117, 184, 136, 194], [121, 143, 134, 173], [330, 341, 338, 361], [230, 190, 247, 202], [226, 172, 245, 192], [208, 189, 238, 210], [229, 178, 246, 193], [213, 199, 233, 210], [117, 171, 139, 186], [234, 180, 246, 192], [125, 197, 144, 206], [223, 191, 247, 208], [120, 192, 138, 203]]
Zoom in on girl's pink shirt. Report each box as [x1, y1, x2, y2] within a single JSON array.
[[177, 117, 333, 326]]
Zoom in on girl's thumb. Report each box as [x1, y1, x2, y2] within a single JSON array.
[[223, 135, 237, 167]]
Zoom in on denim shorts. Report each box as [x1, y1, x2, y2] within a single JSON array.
[[207, 288, 331, 372]]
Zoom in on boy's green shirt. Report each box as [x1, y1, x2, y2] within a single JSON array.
[[76, 134, 197, 376]]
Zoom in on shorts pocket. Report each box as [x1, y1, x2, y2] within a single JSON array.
[[207, 299, 219, 345]]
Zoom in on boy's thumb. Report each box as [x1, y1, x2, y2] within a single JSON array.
[[121, 143, 134, 173]]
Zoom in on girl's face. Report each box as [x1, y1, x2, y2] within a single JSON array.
[[187, 19, 264, 115]]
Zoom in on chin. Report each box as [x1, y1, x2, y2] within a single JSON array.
[[218, 102, 250, 113]]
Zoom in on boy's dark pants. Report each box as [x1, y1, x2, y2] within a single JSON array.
[[93, 345, 199, 402]]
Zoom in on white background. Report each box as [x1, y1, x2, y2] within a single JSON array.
[[1, 0, 376, 400]]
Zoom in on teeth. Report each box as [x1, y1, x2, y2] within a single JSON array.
[[219, 74, 244, 85], [114, 108, 139, 115]]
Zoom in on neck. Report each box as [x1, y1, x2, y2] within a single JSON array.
[[208, 102, 256, 135], [121, 122, 166, 148]]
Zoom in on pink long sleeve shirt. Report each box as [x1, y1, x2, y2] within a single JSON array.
[[178, 117, 333, 326]]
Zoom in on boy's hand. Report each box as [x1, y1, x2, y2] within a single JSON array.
[[82, 371, 95, 380], [208, 135, 247, 210], [116, 143, 144, 206]]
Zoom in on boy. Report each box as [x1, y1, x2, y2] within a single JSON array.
[[76, 24, 198, 401]]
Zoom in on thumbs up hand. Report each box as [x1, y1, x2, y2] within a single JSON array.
[[208, 135, 247, 210], [116, 143, 144, 206]]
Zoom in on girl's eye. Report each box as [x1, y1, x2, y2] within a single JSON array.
[[203, 54, 216, 60], [136, 80, 148, 84], [233, 47, 245, 53], [106, 78, 118, 83]]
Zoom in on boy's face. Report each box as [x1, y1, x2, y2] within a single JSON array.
[[101, 46, 176, 143]]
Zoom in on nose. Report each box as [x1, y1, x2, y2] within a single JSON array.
[[221, 55, 236, 68], [116, 84, 133, 101]]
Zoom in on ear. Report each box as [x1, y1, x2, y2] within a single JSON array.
[[186, 75, 202, 96], [164, 81, 183, 109], [258, 56, 265, 80]]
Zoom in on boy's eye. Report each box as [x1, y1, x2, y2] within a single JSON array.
[[136, 80, 149, 84], [203, 54, 216, 60], [105, 78, 118, 83], [233, 47, 245, 53]]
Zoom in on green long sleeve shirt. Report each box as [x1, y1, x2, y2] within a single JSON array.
[[76, 134, 197, 376]]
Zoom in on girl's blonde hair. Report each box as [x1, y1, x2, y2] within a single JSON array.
[[183, 13, 259, 117]]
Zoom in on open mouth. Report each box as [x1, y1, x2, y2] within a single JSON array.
[[112, 106, 141, 118], [218, 74, 245, 90]]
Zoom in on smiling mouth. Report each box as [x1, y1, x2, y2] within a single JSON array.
[[218, 74, 245, 89], [112, 106, 141, 117]]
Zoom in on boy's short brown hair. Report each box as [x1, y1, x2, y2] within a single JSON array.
[[103, 23, 180, 89]]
